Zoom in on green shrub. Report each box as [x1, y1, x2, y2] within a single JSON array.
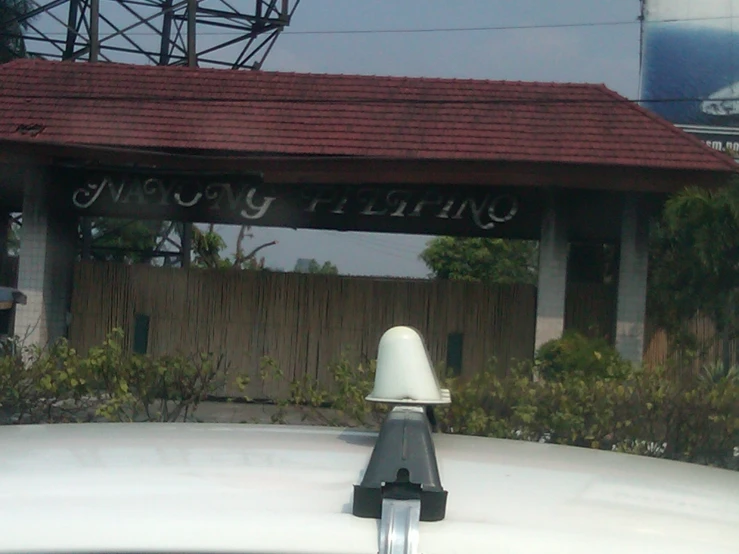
[[434, 361, 739, 470], [0, 329, 236, 424], [0, 337, 94, 424], [83, 329, 233, 422], [261, 352, 387, 427], [262, 354, 738, 470], [2, 330, 737, 471], [534, 330, 632, 381]]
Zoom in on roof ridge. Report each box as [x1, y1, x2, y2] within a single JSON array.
[[0, 58, 41, 69], [593, 83, 738, 172], [2, 58, 604, 89]]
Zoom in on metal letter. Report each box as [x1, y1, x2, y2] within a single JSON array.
[[488, 195, 519, 223], [435, 198, 455, 219], [107, 179, 126, 203], [304, 188, 337, 213], [409, 192, 443, 217], [468, 197, 496, 230], [72, 178, 109, 209], [223, 183, 245, 210], [174, 184, 203, 207], [240, 188, 276, 220], [332, 196, 349, 214], [359, 189, 388, 216], [143, 178, 174, 206], [121, 179, 148, 204], [451, 199, 470, 220], [386, 190, 413, 217]]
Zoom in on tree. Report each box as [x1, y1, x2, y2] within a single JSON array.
[[192, 224, 277, 270], [8, 216, 276, 270], [420, 237, 538, 285], [191, 225, 230, 269], [6, 216, 168, 264], [87, 218, 167, 265], [294, 258, 339, 275], [647, 180, 739, 366], [0, 0, 35, 63]]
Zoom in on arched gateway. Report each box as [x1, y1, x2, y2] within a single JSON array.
[[0, 59, 736, 366]]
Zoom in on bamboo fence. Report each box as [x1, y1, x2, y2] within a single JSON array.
[[67, 261, 736, 397]]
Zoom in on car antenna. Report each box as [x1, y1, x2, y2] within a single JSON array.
[[352, 326, 451, 554]]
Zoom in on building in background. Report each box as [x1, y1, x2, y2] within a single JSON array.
[[640, 0, 739, 156]]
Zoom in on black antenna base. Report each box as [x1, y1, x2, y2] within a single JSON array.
[[352, 406, 448, 522]]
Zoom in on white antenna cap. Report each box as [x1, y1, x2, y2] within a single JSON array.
[[367, 326, 451, 405]]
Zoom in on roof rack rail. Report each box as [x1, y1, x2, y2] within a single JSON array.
[[351, 326, 451, 554]]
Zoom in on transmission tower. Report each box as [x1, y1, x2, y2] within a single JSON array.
[[8, 2, 301, 267], [15, 0, 301, 69]]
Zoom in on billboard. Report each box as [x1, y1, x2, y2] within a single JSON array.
[[640, 0, 739, 154]]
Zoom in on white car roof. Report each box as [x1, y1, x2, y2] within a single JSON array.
[[0, 422, 738, 554]]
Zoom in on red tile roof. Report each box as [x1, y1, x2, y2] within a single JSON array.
[[0, 58, 735, 172]]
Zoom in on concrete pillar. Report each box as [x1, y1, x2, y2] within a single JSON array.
[[14, 178, 78, 346], [535, 197, 569, 351], [615, 193, 650, 364], [0, 213, 11, 337], [0, 212, 9, 285]]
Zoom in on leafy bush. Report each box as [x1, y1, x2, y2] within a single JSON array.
[[2, 329, 737, 471], [260, 354, 739, 470], [0, 338, 93, 424], [436, 362, 739, 470], [262, 353, 388, 427], [699, 362, 739, 386], [534, 330, 632, 381], [0, 329, 236, 424]]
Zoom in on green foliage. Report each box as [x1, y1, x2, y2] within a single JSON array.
[[0, 329, 235, 424], [255, 353, 738, 470], [0, 0, 35, 63], [534, 331, 632, 382], [648, 180, 739, 362], [258, 352, 386, 428], [420, 237, 538, 285], [435, 362, 738, 469], [699, 362, 739, 386], [2, 330, 737, 470], [192, 224, 276, 271], [0, 338, 92, 423], [192, 226, 231, 269], [88, 219, 168, 264], [294, 259, 339, 275]]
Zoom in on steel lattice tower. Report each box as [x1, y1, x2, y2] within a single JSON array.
[[8, 1, 301, 266], [15, 0, 300, 69]]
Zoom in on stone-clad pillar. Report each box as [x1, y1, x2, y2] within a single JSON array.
[[615, 193, 650, 364], [14, 177, 77, 346], [534, 195, 569, 351]]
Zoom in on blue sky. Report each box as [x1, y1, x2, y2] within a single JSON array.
[[34, 0, 646, 276]]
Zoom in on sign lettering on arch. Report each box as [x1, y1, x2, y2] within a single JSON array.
[[62, 168, 538, 238]]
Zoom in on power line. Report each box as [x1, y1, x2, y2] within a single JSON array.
[[1, 92, 736, 105], [279, 15, 737, 36], [14, 14, 739, 38]]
